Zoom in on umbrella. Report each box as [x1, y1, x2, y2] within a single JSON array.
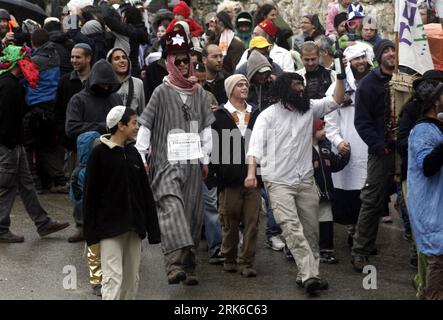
[[0, 0, 48, 25]]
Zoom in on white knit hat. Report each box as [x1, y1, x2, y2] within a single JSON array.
[[106, 106, 126, 130]]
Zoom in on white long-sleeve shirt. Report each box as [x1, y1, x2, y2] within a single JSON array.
[[247, 96, 339, 186]]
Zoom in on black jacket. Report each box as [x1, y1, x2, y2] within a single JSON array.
[[203, 70, 230, 105], [396, 96, 422, 180], [83, 136, 160, 246], [0, 73, 25, 149], [55, 71, 86, 149], [305, 66, 333, 99], [355, 68, 393, 155], [211, 104, 260, 190], [66, 59, 122, 141], [49, 30, 74, 76], [312, 139, 350, 201], [143, 58, 168, 103]]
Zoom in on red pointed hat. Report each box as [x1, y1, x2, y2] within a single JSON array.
[[258, 19, 277, 38], [165, 29, 190, 55]]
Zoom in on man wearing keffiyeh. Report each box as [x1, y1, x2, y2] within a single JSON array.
[[135, 29, 215, 286], [0, 45, 70, 243]]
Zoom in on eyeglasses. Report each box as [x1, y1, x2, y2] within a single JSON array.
[[174, 57, 190, 66]]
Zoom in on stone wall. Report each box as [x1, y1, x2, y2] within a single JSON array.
[[193, 0, 395, 39]]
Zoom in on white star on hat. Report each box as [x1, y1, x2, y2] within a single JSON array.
[[172, 34, 185, 46]]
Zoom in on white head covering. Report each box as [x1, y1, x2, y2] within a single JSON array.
[[343, 42, 374, 91], [343, 42, 374, 65], [106, 106, 126, 130]]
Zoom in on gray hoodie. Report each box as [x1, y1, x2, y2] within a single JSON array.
[[106, 47, 146, 115], [246, 50, 272, 82], [66, 59, 123, 140]]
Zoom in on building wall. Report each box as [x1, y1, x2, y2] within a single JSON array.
[[193, 0, 395, 39]]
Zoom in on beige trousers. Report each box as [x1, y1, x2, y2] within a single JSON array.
[[100, 231, 142, 300], [265, 178, 320, 283]]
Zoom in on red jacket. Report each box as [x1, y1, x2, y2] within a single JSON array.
[[166, 18, 202, 37]]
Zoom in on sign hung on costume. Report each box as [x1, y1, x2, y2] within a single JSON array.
[[167, 133, 203, 162], [395, 0, 434, 74]]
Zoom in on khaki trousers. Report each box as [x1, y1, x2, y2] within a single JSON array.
[[424, 255, 443, 300], [265, 178, 320, 282], [100, 231, 142, 300], [218, 185, 261, 268]]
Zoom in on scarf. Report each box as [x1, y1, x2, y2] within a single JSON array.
[[219, 29, 235, 56], [0, 45, 39, 88], [164, 55, 199, 95]]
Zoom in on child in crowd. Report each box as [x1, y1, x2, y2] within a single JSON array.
[[83, 106, 160, 300], [312, 119, 350, 264]]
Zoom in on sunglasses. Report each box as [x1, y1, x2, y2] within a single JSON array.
[[174, 57, 190, 66]]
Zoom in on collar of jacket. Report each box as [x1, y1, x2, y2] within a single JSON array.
[[100, 134, 135, 149], [416, 117, 443, 133]]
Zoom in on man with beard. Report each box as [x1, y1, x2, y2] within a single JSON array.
[[55, 43, 92, 243], [351, 39, 396, 272], [324, 42, 373, 246], [0, 9, 14, 49], [245, 72, 345, 294], [202, 44, 229, 104], [297, 42, 336, 100]]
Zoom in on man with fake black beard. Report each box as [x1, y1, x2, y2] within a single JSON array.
[[324, 42, 373, 248], [245, 72, 345, 295], [351, 39, 396, 272]]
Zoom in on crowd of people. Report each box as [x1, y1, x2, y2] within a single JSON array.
[[0, 0, 442, 300]]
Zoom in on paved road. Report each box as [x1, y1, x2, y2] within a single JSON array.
[[0, 193, 417, 300]]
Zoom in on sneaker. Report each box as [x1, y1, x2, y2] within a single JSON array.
[[351, 255, 369, 272], [266, 235, 285, 251], [283, 245, 294, 261], [240, 267, 257, 278], [38, 220, 70, 237], [68, 228, 84, 243], [183, 272, 199, 286], [0, 231, 24, 243], [167, 269, 186, 284], [223, 259, 238, 272], [303, 278, 322, 294], [320, 251, 339, 264], [92, 284, 102, 296], [296, 278, 329, 290], [208, 248, 225, 265]]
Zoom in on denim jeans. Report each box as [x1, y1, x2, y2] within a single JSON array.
[[203, 183, 222, 257], [261, 187, 282, 239]]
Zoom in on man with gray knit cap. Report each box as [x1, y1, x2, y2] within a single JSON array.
[[351, 39, 396, 272], [211, 74, 261, 277]]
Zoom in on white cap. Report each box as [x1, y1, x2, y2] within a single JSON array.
[[106, 106, 126, 130], [43, 17, 60, 26], [258, 66, 272, 73]]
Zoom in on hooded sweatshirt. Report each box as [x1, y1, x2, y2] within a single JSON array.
[[48, 30, 74, 75], [106, 48, 146, 115], [246, 50, 273, 111], [65, 59, 123, 141]]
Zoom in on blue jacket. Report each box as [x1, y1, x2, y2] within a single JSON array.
[[407, 119, 443, 256], [354, 68, 393, 155], [69, 131, 100, 207], [26, 41, 60, 107]]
